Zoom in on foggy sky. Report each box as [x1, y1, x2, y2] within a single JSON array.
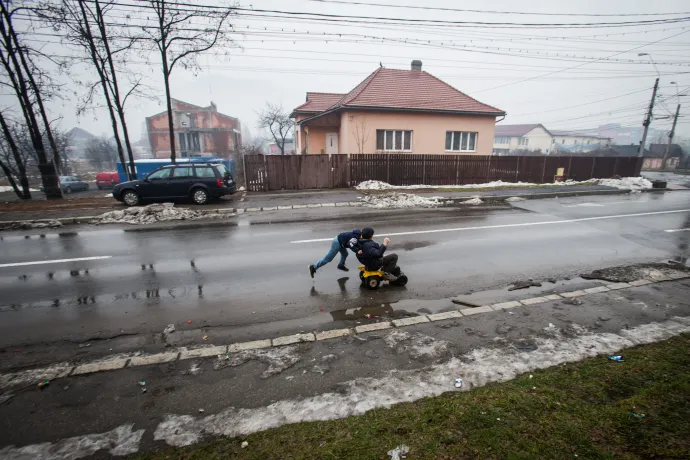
[[4, 0, 689, 142]]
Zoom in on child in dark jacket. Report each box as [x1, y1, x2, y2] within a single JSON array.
[[355, 227, 399, 275]]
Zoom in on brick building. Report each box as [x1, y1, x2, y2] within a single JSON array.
[[146, 99, 241, 159]]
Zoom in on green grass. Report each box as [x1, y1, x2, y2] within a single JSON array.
[[138, 334, 690, 460]]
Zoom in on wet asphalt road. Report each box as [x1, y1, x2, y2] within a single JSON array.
[[0, 192, 688, 348]]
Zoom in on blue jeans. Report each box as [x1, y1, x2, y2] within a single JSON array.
[[314, 237, 348, 270]]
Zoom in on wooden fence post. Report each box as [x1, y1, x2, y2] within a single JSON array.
[[613, 157, 619, 177], [455, 155, 460, 185], [567, 156, 572, 180], [242, 155, 248, 190], [386, 153, 390, 184], [515, 156, 520, 182], [422, 155, 427, 184], [486, 155, 491, 182], [590, 157, 596, 179], [264, 154, 269, 191], [541, 156, 547, 183], [347, 154, 352, 187]]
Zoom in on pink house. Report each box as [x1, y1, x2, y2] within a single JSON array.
[[291, 61, 505, 155]]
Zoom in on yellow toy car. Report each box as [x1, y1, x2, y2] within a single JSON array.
[[358, 265, 408, 290]]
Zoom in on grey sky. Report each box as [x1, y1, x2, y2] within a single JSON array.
[[7, 0, 690, 142]]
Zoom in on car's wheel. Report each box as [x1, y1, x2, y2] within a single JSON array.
[[97, 185, 103, 190], [63, 186, 71, 194], [122, 190, 140, 206], [191, 188, 209, 205], [365, 276, 381, 290]]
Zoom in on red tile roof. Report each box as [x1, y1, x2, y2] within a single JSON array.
[[292, 92, 346, 114], [335, 68, 504, 114], [294, 67, 505, 119]]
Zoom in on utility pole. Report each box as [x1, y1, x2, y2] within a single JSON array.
[[662, 103, 681, 170], [638, 78, 659, 158]]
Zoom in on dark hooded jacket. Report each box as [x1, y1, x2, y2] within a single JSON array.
[[356, 239, 387, 269], [337, 230, 362, 250]]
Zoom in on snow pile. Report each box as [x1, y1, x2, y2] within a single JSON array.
[[505, 196, 526, 202], [461, 197, 483, 205], [91, 203, 226, 225], [359, 192, 443, 208], [583, 177, 652, 190], [356, 177, 651, 191], [356, 180, 538, 190]]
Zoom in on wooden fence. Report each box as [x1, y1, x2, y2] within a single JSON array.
[[243, 154, 643, 191]]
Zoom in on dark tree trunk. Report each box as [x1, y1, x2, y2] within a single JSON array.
[[0, 111, 31, 199], [94, 0, 136, 178], [161, 50, 176, 164]]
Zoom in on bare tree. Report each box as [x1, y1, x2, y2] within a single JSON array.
[[352, 116, 370, 154], [240, 136, 266, 156], [0, 0, 63, 198], [142, 0, 236, 164], [39, 0, 148, 180], [84, 137, 117, 170], [258, 103, 292, 155]]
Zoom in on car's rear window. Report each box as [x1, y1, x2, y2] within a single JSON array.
[[213, 164, 230, 177], [194, 167, 216, 178]]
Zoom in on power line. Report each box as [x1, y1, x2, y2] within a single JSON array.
[[304, 0, 690, 18]]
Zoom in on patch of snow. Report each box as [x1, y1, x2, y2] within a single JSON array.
[[238, 186, 246, 192], [213, 346, 301, 379], [0, 186, 39, 193], [359, 192, 443, 208], [505, 196, 526, 202], [461, 197, 483, 205], [91, 203, 228, 225], [151, 317, 690, 448], [388, 444, 410, 460], [0, 424, 145, 459], [585, 177, 652, 190], [384, 330, 452, 362]]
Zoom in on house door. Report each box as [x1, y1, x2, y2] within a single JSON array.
[[326, 132, 339, 154]]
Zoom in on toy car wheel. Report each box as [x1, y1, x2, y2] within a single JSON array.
[[366, 276, 381, 290], [359, 272, 365, 281]]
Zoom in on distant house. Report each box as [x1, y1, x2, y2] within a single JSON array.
[[146, 99, 241, 159], [493, 125, 611, 155], [291, 61, 505, 155], [66, 127, 95, 158], [551, 130, 611, 153], [493, 124, 553, 155], [643, 143, 684, 169]]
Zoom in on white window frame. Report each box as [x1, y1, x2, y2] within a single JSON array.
[[376, 130, 412, 152], [518, 137, 529, 146], [494, 136, 509, 144], [446, 131, 478, 153]]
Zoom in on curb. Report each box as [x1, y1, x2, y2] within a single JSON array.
[[1, 271, 687, 388]]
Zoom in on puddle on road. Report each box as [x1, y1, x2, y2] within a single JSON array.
[[328, 297, 458, 323]]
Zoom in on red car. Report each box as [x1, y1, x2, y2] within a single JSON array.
[[96, 171, 120, 190]]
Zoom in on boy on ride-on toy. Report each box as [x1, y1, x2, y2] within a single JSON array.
[[355, 227, 401, 279]]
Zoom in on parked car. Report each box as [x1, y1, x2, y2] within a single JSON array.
[[96, 171, 120, 189], [112, 163, 236, 206], [40, 175, 90, 194]]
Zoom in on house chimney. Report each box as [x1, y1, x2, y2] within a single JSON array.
[[411, 60, 422, 71]]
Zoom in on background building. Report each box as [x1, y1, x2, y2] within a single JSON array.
[[146, 99, 241, 159]]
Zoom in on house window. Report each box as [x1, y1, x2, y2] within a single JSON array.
[[178, 133, 187, 151], [518, 137, 529, 147], [376, 130, 412, 151], [494, 136, 509, 144], [446, 131, 477, 152]]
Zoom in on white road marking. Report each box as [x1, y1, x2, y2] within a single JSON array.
[[291, 209, 690, 243], [562, 200, 645, 208], [665, 228, 690, 233], [0, 255, 112, 268]]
